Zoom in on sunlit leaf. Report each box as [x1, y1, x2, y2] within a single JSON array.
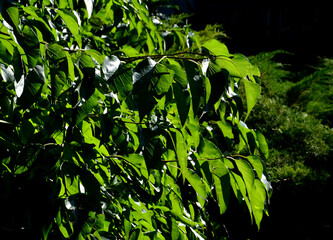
[[244, 77, 261, 120], [58, 9, 82, 48]]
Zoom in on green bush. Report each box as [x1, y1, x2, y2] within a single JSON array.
[[247, 52, 333, 185]]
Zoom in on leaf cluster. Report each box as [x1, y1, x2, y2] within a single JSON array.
[[0, 0, 270, 239]]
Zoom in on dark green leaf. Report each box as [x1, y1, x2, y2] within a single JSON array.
[[213, 173, 230, 214], [184, 60, 203, 115], [172, 82, 190, 126], [133, 57, 156, 85], [111, 63, 133, 100], [16, 65, 45, 107]]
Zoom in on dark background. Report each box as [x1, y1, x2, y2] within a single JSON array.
[[178, 1, 332, 58]]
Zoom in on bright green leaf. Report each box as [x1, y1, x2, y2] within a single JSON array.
[[184, 168, 207, 208], [243, 77, 261, 120], [202, 39, 231, 57], [235, 159, 255, 194], [58, 9, 82, 48], [169, 128, 187, 181]]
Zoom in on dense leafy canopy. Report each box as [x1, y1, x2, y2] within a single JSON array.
[[0, 0, 270, 239]]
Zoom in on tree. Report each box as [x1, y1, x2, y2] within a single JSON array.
[[0, 0, 271, 239]]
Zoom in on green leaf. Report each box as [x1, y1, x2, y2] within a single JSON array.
[[125, 154, 148, 179], [202, 39, 231, 57], [167, 59, 187, 88], [250, 179, 267, 229], [184, 168, 207, 208], [75, 89, 99, 125], [111, 63, 133, 100], [184, 60, 203, 115], [213, 174, 230, 214], [58, 9, 82, 48], [198, 138, 223, 160], [78, 54, 96, 100], [133, 57, 156, 85], [6, 6, 19, 30], [16, 65, 45, 108], [153, 64, 174, 95], [243, 77, 261, 120], [169, 129, 187, 181], [102, 55, 120, 80], [247, 155, 264, 180], [235, 159, 255, 194], [173, 82, 190, 126], [232, 54, 260, 79], [256, 130, 269, 159], [185, 123, 200, 149], [46, 43, 66, 61], [216, 121, 234, 139], [85, 49, 105, 65], [163, 149, 178, 179], [51, 67, 68, 100]]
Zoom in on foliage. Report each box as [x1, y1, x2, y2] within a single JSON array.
[[248, 51, 333, 184], [0, 0, 270, 239], [287, 58, 333, 127], [196, 24, 228, 44]]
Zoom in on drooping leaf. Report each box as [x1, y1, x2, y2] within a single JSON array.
[[213, 173, 230, 214], [247, 155, 264, 180], [243, 77, 261, 120], [250, 179, 267, 230], [77, 54, 96, 100], [184, 168, 207, 208], [184, 60, 203, 115], [256, 130, 269, 160], [6, 6, 19, 30], [172, 82, 190, 126], [235, 159, 255, 195], [58, 9, 82, 48], [0, 64, 15, 83], [169, 128, 188, 181]]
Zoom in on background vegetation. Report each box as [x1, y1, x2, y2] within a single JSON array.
[[247, 51, 333, 239]]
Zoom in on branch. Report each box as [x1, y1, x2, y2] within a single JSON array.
[[119, 51, 209, 63]]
